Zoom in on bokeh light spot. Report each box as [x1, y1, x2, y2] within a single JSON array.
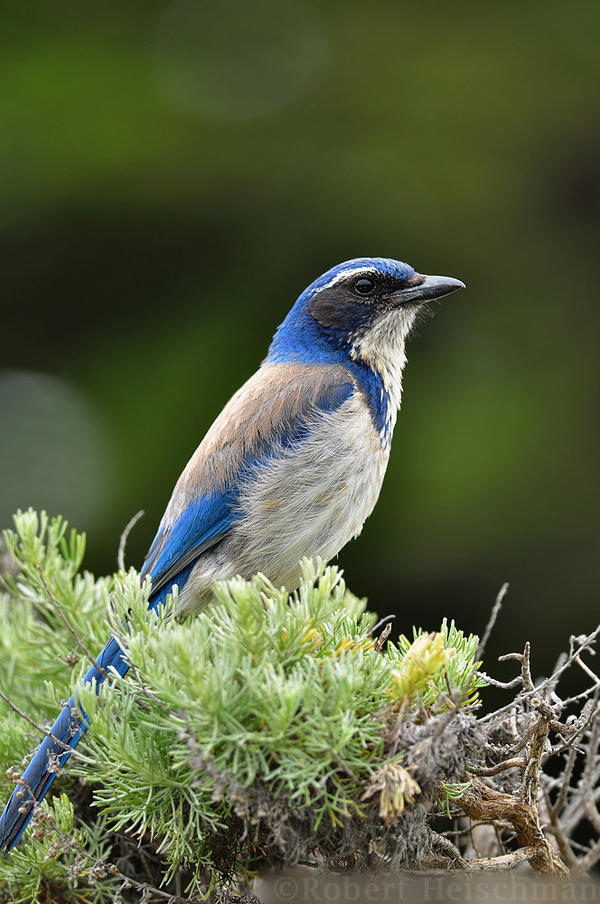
[[0, 370, 113, 532]]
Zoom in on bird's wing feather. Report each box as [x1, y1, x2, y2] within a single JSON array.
[[140, 495, 235, 597], [141, 362, 356, 597]]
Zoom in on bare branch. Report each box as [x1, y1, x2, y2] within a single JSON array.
[[473, 757, 524, 777], [361, 613, 395, 642], [476, 582, 509, 662], [117, 509, 145, 572], [480, 625, 600, 724], [374, 621, 392, 653], [0, 687, 76, 755], [37, 566, 108, 681]]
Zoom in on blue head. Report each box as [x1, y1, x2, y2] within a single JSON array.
[[266, 257, 465, 369]]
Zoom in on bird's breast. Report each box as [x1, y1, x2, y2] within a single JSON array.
[[228, 391, 390, 588]]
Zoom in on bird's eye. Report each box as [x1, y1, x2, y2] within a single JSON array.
[[353, 277, 375, 297]]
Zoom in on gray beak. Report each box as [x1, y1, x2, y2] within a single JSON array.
[[393, 273, 466, 305]]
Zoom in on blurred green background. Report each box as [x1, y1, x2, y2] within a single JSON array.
[[2, 0, 599, 675]]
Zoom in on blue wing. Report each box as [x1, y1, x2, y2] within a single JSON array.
[[141, 362, 356, 603], [141, 489, 236, 602]]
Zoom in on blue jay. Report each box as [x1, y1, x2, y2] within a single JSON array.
[[0, 257, 464, 850]]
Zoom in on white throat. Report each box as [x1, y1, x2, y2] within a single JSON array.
[[350, 308, 417, 440]]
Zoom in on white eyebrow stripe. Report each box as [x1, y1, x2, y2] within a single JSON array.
[[315, 267, 378, 293]]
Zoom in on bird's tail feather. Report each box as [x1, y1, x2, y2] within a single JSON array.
[[0, 634, 130, 851]]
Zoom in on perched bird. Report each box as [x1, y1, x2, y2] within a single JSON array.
[[0, 257, 464, 850]]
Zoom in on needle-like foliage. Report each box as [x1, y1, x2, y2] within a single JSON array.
[[0, 511, 483, 899], [2, 510, 598, 903]]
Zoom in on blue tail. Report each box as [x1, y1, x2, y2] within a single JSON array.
[[0, 577, 181, 851], [0, 634, 131, 851]]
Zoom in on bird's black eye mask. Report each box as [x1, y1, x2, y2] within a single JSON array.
[[309, 272, 412, 332]]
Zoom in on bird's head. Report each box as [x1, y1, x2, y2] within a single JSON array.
[[267, 257, 465, 375]]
